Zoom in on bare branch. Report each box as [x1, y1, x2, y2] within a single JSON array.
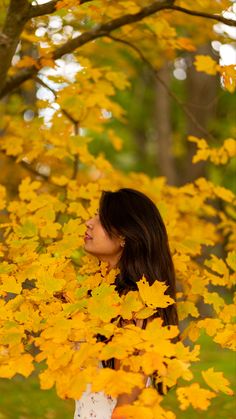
[[168, 5, 236, 27], [29, 0, 93, 19], [108, 35, 215, 141]]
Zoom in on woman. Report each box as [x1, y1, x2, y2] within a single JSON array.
[[74, 188, 179, 419]]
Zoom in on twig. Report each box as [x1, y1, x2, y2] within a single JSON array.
[[29, 0, 93, 19], [0, 151, 51, 182], [35, 76, 79, 124], [35, 76, 80, 179], [168, 5, 236, 27], [107, 35, 216, 141]]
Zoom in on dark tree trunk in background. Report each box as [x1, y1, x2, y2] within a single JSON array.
[[183, 44, 218, 183], [154, 62, 178, 185], [132, 66, 151, 168]]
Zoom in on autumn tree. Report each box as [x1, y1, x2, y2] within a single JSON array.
[[0, 1, 236, 417]]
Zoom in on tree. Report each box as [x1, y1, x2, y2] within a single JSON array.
[[0, 1, 235, 417]]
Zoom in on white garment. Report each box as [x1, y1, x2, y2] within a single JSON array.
[[73, 341, 117, 419], [73, 341, 152, 419], [74, 384, 117, 419], [73, 377, 152, 419]]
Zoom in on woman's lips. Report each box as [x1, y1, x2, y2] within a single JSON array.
[[84, 232, 92, 241]]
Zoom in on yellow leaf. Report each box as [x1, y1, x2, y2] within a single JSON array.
[[1, 135, 23, 156], [51, 175, 69, 186], [204, 255, 229, 279], [113, 405, 153, 419], [16, 354, 34, 377], [137, 276, 174, 308], [15, 56, 39, 69], [177, 383, 216, 410], [138, 387, 162, 405], [182, 322, 200, 342], [213, 325, 236, 350], [194, 55, 218, 75], [197, 318, 223, 336], [226, 251, 236, 272], [108, 129, 123, 151], [0, 185, 6, 210], [223, 138, 236, 157], [120, 291, 143, 319], [40, 222, 61, 238], [203, 291, 225, 313], [219, 304, 236, 323], [39, 368, 55, 390], [219, 65, 236, 93], [67, 202, 88, 219], [164, 358, 193, 388], [19, 177, 41, 201], [87, 284, 121, 322], [177, 301, 199, 320], [214, 186, 235, 202], [0, 276, 21, 294], [177, 37, 196, 52], [135, 306, 156, 319], [92, 368, 144, 398], [202, 368, 234, 395]]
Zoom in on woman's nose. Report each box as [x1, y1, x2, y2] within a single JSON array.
[[86, 218, 93, 229]]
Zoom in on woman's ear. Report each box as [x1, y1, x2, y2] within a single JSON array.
[[119, 235, 125, 248]]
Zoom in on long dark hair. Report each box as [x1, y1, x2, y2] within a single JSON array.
[[99, 188, 179, 327]]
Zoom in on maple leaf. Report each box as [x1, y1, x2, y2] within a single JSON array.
[[0, 275, 21, 294], [120, 291, 143, 319], [226, 251, 236, 272], [194, 55, 218, 75], [19, 177, 41, 201], [137, 276, 174, 308], [92, 368, 144, 398], [202, 368, 234, 395], [197, 318, 223, 337], [177, 301, 199, 320], [87, 283, 121, 322], [177, 383, 216, 410], [113, 405, 153, 419], [213, 325, 236, 350]]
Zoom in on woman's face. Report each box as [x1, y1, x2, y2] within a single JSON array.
[[84, 213, 124, 268]]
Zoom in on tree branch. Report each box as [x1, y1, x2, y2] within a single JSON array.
[[108, 35, 215, 141], [0, 0, 31, 93], [29, 0, 59, 18], [0, 151, 51, 182], [1, 0, 235, 98], [0, 0, 94, 96], [168, 5, 236, 27], [0, 0, 174, 98], [29, 0, 93, 19], [35, 76, 80, 180]]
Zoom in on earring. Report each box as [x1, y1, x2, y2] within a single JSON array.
[[120, 239, 125, 247]]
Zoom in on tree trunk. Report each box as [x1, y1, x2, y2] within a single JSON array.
[[154, 62, 178, 185], [183, 44, 218, 183]]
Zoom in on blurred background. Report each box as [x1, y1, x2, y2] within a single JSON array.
[[0, 0, 235, 417]]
